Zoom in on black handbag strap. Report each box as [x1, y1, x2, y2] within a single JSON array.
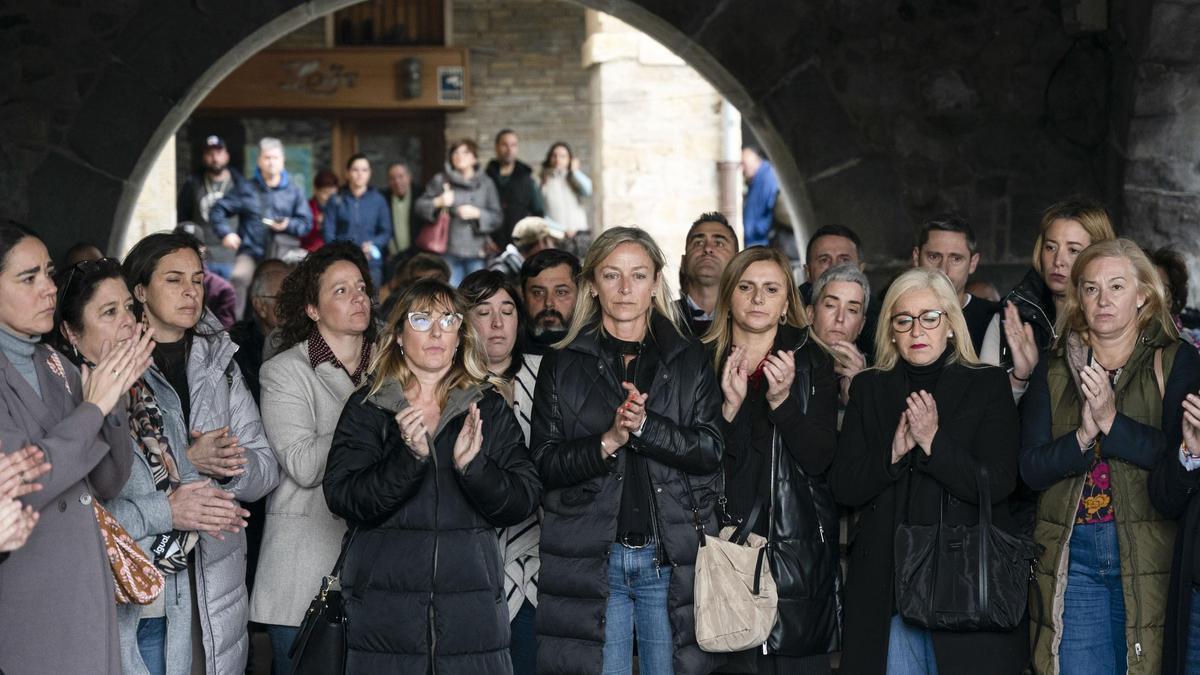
[[329, 528, 358, 581], [731, 496, 764, 546]]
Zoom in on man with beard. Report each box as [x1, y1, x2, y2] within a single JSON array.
[[677, 211, 738, 335], [519, 248, 579, 354], [486, 129, 545, 248], [177, 134, 244, 279]]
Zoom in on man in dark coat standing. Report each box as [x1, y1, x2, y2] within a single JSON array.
[[486, 129, 545, 249]]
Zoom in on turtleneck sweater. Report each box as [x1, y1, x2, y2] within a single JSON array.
[[902, 347, 951, 394], [0, 325, 41, 399]]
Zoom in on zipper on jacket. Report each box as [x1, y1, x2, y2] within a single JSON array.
[[429, 428, 440, 674], [645, 470, 667, 572], [1112, 475, 1144, 664], [764, 428, 779, 656]]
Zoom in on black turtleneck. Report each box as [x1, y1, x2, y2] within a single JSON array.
[[903, 347, 951, 394], [603, 330, 658, 540]]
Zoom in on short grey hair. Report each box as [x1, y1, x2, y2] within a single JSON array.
[[812, 263, 870, 312], [259, 137, 284, 156]]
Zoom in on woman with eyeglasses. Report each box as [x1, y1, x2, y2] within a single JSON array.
[[459, 269, 544, 674], [0, 223, 152, 675], [829, 267, 1025, 675], [530, 226, 724, 675], [323, 278, 540, 674], [248, 243, 376, 673], [1025, 239, 1198, 674], [121, 231, 280, 674], [50, 255, 247, 675]]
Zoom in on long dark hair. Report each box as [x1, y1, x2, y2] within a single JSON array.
[[274, 241, 377, 352], [458, 269, 525, 379], [540, 142, 584, 197], [0, 219, 38, 274], [122, 231, 216, 338], [50, 257, 125, 366]]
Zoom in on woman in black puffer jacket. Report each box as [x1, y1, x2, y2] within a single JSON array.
[[703, 247, 841, 674], [530, 226, 724, 675], [324, 279, 541, 674]]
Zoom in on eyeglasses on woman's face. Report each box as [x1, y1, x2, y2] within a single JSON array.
[[407, 311, 463, 332], [890, 309, 945, 333]]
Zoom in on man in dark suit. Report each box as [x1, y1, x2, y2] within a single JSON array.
[[676, 211, 738, 336], [911, 214, 998, 354]]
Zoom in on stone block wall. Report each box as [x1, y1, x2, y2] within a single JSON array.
[[445, 0, 592, 201]]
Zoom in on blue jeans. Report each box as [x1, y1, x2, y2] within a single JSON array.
[[265, 624, 300, 675], [886, 614, 938, 674], [136, 617, 167, 675], [1187, 588, 1200, 673], [603, 541, 674, 675], [1060, 521, 1127, 675], [511, 600, 537, 675], [445, 254, 485, 286]]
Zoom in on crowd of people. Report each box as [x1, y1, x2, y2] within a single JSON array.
[[2, 128, 1200, 675]]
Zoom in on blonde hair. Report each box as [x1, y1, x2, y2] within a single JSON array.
[[368, 279, 498, 406], [1031, 199, 1116, 275], [555, 226, 682, 348], [1056, 238, 1179, 342], [872, 267, 979, 370], [702, 246, 809, 371]]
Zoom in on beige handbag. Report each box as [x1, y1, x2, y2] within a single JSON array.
[[684, 487, 779, 653]]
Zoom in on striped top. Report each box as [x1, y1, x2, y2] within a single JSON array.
[[500, 353, 543, 618]]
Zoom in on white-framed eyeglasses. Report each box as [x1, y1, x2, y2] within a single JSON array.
[[407, 311, 463, 332]]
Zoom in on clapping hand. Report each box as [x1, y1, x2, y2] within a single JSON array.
[[0, 498, 37, 553], [891, 412, 916, 464], [187, 427, 248, 478], [1002, 302, 1039, 384], [720, 346, 749, 422], [762, 350, 796, 410], [904, 390, 939, 456], [1079, 364, 1117, 434], [452, 403, 484, 471], [82, 325, 155, 416], [829, 341, 866, 405], [0, 444, 51, 500], [395, 407, 432, 459], [1183, 393, 1200, 457]]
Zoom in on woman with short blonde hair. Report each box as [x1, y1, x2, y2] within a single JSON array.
[[830, 267, 1026, 674]]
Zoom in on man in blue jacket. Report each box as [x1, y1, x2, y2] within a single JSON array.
[[209, 137, 312, 319], [323, 153, 391, 287], [741, 145, 779, 248]]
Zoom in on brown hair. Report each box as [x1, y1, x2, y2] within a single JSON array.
[[1057, 238, 1179, 342], [702, 247, 808, 371], [1031, 198, 1116, 275]]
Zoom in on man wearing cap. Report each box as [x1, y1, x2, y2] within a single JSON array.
[[488, 216, 563, 284], [177, 134, 245, 279]]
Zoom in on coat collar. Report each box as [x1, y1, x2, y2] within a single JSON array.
[[365, 376, 486, 439], [0, 345, 69, 433], [564, 312, 689, 364]]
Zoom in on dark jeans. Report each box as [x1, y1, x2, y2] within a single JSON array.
[[136, 616, 168, 675], [511, 600, 537, 675], [265, 624, 300, 675], [1187, 588, 1200, 673]]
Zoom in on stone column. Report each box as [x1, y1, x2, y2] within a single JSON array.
[[117, 137, 176, 256], [583, 11, 738, 287]]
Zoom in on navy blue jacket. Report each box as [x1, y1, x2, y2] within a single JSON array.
[[323, 187, 392, 256], [209, 169, 312, 259]]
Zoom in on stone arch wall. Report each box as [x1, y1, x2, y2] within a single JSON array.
[[3, 0, 1121, 280]]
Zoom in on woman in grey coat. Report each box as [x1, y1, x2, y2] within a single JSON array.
[[250, 243, 375, 673], [52, 255, 253, 675], [414, 138, 503, 285], [0, 223, 154, 675], [119, 232, 280, 675]]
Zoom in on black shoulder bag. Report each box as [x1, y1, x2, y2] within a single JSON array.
[[893, 465, 1039, 631], [289, 528, 357, 674]]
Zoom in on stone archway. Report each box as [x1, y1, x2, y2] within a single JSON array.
[[4, 0, 900, 264]]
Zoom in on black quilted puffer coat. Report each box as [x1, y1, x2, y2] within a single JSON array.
[[529, 313, 724, 675]]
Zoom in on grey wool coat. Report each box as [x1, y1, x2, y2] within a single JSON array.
[[0, 344, 134, 675], [249, 340, 357, 627]]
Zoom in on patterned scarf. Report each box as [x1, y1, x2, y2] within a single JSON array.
[[127, 378, 199, 573]]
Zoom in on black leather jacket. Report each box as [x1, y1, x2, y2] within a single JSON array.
[[997, 267, 1057, 371], [530, 312, 724, 675], [718, 325, 842, 657]]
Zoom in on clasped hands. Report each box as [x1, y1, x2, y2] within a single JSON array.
[[1075, 363, 1117, 451], [601, 383, 650, 458], [0, 444, 51, 553], [891, 391, 939, 464]]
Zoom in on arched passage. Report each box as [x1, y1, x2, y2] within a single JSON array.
[[7, 0, 903, 264]]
